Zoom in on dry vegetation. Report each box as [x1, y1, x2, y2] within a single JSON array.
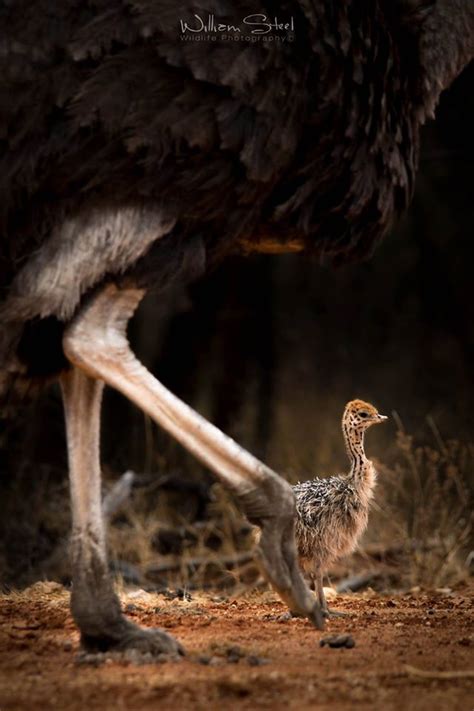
[[1, 416, 471, 597], [370, 425, 473, 589], [100, 422, 474, 595]]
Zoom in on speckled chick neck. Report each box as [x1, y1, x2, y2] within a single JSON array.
[[341, 400, 382, 485], [342, 413, 368, 480]]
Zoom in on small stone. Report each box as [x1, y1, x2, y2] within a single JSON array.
[[395, 622, 404, 628], [226, 646, 244, 663], [76, 652, 104, 667], [176, 588, 193, 602], [247, 655, 269, 666], [320, 634, 355, 649], [208, 656, 222, 666], [127, 589, 151, 601], [198, 655, 211, 665], [268, 671, 282, 681]]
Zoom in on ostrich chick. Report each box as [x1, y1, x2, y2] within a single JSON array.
[[293, 400, 387, 617]]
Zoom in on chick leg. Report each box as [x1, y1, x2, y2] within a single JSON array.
[[315, 572, 348, 618]]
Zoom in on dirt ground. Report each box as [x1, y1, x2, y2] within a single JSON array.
[[0, 581, 472, 711]]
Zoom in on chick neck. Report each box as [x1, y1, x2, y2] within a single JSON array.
[[342, 420, 371, 486]]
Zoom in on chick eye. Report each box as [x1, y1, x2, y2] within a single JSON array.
[[359, 412, 369, 418]]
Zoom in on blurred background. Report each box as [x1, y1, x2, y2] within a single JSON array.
[[1, 64, 472, 596]]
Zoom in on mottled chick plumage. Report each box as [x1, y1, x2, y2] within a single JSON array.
[[293, 399, 387, 615]]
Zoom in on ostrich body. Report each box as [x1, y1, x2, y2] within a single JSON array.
[[294, 400, 387, 616], [0, 1, 473, 656]]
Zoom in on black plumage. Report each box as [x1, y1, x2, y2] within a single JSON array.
[[0, 0, 473, 393]]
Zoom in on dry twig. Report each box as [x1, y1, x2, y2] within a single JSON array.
[[405, 665, 474, 680]]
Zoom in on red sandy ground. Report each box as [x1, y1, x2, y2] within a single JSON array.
[[0, 581, 472, 711]]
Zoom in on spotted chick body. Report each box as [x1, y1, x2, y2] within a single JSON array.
[[293, 399, 387, 615]]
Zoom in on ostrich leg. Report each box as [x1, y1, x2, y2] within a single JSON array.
[[63, 283, 324, 640], [60, 367, 183, 656]]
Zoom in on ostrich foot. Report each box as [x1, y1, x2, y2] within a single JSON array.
[[78, 619, 184, 663], [323, 608, 350, 619]]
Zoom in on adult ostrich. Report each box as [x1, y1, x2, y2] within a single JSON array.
[[0, 1, 472, 657]]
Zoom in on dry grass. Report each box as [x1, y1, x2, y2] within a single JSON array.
[[104, 420, 473, 592], [368, 420, 473, 588], [1, 417, 472, 593], [107, 481, 258, 592]]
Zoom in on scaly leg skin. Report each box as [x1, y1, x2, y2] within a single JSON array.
[[315, 572, 348, 619], [60, 368, 183, 660], [279, 567, 316, 620], [63, 283, 324, 632]]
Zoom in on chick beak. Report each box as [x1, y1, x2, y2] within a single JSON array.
[[377, 414, 388, 422]]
